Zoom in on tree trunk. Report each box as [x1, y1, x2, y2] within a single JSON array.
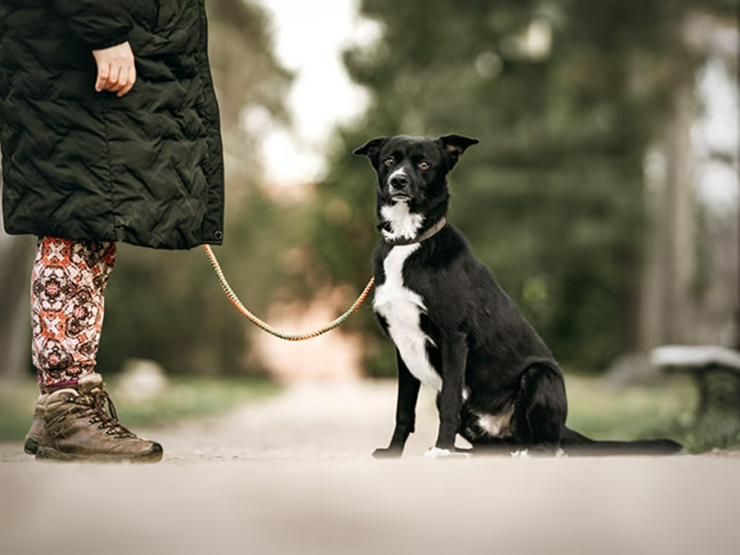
[[640, 82, 698, 350]]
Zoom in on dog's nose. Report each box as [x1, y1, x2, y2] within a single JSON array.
[[390, 174, 410, 190]]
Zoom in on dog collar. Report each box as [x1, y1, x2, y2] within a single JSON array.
[[383, 217, 447, 246]]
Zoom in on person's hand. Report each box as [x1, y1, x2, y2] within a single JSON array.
[[92, 41, 136, 97]]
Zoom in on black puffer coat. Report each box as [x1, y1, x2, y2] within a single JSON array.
[[0, 0, 224, 249]]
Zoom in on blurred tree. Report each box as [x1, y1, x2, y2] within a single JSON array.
[[310, 0, 737, 375], [98, 0, 295, 377], [640, 13, 739, 351]]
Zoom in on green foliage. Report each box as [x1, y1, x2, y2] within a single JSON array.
[[644, 410, 740, 454], [566, 374, 697, 440], [112, 377, 279, 429], [311, 0, 732, 375], [0, 381, 36, 443], [567, 375, 740, 453]]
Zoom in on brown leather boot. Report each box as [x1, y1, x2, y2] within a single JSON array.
[[24, 393, 48, 454], [35, 373, 163, 462]]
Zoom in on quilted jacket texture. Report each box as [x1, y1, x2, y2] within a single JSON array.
[[0, 0, 225, 249]]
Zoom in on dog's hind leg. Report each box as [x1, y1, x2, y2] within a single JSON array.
[[510, 364, 568, 454], [373, 350, 421, 459]]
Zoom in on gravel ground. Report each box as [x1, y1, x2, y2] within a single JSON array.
[[1, 382, 739, 554]]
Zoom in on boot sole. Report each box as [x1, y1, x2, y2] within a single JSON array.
[[35, 443, 163, 463]]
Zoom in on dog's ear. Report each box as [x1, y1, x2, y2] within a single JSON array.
[[438, 134, 479, 169], [353, 137, 389, 166]]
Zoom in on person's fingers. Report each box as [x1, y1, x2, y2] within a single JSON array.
[[117, 83, 132, 97], [104, 63, 119, 91], [118, 64, 137, 97], [92, 42, 136, 94], [110, 67, 128, 92], [107, 64, 122, 91], [95, 63, 111, 92], [117, 74, 136, 97]]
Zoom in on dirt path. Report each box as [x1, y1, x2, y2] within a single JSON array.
[[1, 382, 739, 554]]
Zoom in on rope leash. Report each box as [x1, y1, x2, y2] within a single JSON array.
[[202, 245, 375, 341]]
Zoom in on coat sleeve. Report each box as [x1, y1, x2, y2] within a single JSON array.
[[52, 0, 133, 50]]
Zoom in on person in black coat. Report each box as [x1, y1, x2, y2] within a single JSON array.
[[0, 1, 226, 462]]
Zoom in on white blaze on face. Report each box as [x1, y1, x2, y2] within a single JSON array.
[[379, 202, 424, 242]]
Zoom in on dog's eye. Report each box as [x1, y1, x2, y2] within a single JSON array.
[[418, 160, 431, 171], [383, 157, 394, 168]]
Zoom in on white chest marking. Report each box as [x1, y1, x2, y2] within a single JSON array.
[[379, 202, 424, 242], [374, 244, 442, 391]]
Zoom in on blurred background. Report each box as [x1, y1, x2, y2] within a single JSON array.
[[1, 0, 738, 451]]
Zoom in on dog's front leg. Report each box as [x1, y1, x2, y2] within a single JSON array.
[[373, 350, 420, 459], [425, 330, 468, 459]]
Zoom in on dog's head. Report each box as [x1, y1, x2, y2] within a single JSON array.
[[354, 134, 478, 243]]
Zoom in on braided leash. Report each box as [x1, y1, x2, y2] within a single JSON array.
[[203, 245, 375, 341]]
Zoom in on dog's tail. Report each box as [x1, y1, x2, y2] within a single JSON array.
[[560, 427, 684, 456]]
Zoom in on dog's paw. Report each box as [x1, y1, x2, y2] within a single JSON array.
[[423, 447, 450, 459], [423, 447, 471, 460], [372, 447, 402, 459], [510, 449, 530, 458]]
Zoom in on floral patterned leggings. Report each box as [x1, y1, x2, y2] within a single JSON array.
[[32, 237, 116, 391]]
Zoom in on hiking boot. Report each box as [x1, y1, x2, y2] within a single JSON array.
[[23, 393, 48, 454], [35, 373, 163, 462]]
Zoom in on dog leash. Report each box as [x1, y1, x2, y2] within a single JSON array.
[[202, 245, 375, 341]]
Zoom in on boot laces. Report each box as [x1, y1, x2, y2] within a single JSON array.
[[72, 389, 136, 439]]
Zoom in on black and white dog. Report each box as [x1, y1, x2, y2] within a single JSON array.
[[354, 134, 682, 459]]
